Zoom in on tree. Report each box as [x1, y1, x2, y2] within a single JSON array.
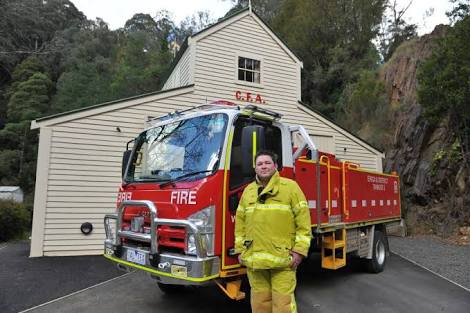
[[447, 0, 470, 24], [51, 18, 118, 112], [7, 72, 52, 121], [176, 11, 214, 44], [417, 14, 470, 160], [378, 0, 418, 61], [0, 56, 52, 193], [0, 0, 84, 82], [272, 0, 386, 119], [225, 0, 284, 22], [337, 70, 390, 149]]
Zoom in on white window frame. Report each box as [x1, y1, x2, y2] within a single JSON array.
[[234, 53, 264, 88]]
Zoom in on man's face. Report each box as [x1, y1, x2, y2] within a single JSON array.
[[255, 154, 277, 181]]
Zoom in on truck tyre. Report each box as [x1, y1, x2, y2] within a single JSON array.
[[366, 230, 387, 273], [157, 282, 185, 295]]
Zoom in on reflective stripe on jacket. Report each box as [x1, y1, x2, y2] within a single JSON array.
[[234, 171, 312, 269]]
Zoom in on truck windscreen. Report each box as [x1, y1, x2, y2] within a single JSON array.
[[125, 113, 228, 183]]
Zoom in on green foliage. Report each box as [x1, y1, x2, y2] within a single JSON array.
[[229, 0, 283, 22], [49, 19, 118, 112], [8, 72, 53, 121], [418, 15, 470, 154], [378, 1, 418, 62], [337, 70, 391, 149], [110, 12, 174, 99], [0, 0, 84, 81], [0, 56, 49, 193], [431, 140, 464, 176], [0, 199, 31, 242], [272, 0, 386, 119], [447, 0, 470, 24]]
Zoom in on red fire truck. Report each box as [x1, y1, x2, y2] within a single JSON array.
[[104, 103, 401, 299]]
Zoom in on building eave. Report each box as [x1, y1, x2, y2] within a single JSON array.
[[31, 84, 195, 129]]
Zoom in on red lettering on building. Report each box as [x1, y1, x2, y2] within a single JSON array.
[[234, 90, 267, 105]]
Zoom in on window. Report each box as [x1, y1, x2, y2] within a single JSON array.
[[126, 113, 228, 183], [229, 117, 282, 189], [238, 57, 261, 84]]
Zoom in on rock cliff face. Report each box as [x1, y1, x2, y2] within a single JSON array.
[[380, 25, 469, 237]]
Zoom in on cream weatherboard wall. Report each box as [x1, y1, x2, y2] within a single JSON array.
[[30, 87, 207, 256], [30, 8, 383, 257], [162, 44, 193, 90]]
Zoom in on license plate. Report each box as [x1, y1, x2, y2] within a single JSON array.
[[171, 265, 187, 278], [126, 249, 146, 265]]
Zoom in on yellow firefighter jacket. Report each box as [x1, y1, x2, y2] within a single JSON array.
[[234, 171, 312, 269]]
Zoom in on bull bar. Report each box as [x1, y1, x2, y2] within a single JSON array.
[[103, 200, 219, 284]]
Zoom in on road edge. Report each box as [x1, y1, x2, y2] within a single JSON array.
[[18, 271, 135, 313], [391, 251, 470, 293]]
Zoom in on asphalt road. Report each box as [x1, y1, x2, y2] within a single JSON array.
[[20, 254, 470, 313], [0, 241, 123, 313]]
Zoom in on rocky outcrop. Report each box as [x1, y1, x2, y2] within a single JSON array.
[[380, 25, 469, 237]]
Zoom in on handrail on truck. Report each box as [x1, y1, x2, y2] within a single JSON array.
[[319, 155, 332, 217]]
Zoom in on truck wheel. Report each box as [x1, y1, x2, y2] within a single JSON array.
[[366, 230, 387, 273], [157, 282, 185, 295]]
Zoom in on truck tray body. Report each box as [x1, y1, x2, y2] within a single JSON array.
[[295, 153, 401, 228]]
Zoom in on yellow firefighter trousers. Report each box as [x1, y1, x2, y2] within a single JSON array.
[[247, 268, 297, 313]]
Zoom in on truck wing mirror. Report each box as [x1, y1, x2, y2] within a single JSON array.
[[122, 150, 132, 178], [241, 125, 265, 176]]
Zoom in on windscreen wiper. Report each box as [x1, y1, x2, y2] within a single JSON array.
[[159, 170, 214, 188]]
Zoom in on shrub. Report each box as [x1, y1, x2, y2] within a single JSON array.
[[0, 199, 31, 242]]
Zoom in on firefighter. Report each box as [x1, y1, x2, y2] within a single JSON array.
[[235, 150, 311, 313]]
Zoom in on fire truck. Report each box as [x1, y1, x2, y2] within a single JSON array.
[[104, 102, 401, 299]]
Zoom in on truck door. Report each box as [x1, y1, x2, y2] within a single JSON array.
[[222, 117, 283, 269]]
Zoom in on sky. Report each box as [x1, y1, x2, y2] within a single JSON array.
[[70, 0, 455, 35]]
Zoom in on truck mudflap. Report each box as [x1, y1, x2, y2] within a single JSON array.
[[104, 200, 220, 285]]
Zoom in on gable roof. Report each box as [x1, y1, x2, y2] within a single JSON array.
[[162, 7, 302, 83], [191, 7, 303, 67]]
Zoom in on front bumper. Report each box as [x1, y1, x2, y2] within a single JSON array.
[[104, 243, 220, 285], [104, 200, 220, 285]]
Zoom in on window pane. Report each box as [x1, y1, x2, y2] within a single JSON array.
[[238, 57, 245, 69], [246, 71, 253, 82], [254, 60, 260, 71], [246, 59, 253, 70], [238, 69, 245, 80]]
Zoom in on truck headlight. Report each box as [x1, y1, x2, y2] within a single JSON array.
[[186, 205, 215, 256]]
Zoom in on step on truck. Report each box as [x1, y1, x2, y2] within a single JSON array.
[[104, 102, 402, 299]]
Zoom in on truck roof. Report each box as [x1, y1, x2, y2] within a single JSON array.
[[146, 103, 283, 130]]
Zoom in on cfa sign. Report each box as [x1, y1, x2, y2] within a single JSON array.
[[235, 90, 266, 104]]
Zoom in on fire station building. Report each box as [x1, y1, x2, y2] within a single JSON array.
[[30, 8, 384, 257]]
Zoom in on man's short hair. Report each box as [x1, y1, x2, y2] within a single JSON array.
[[255, 150, 278, 164]]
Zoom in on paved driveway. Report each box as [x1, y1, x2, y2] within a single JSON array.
[[14, 251, 470, 313], [0, 241, 123, 313]]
